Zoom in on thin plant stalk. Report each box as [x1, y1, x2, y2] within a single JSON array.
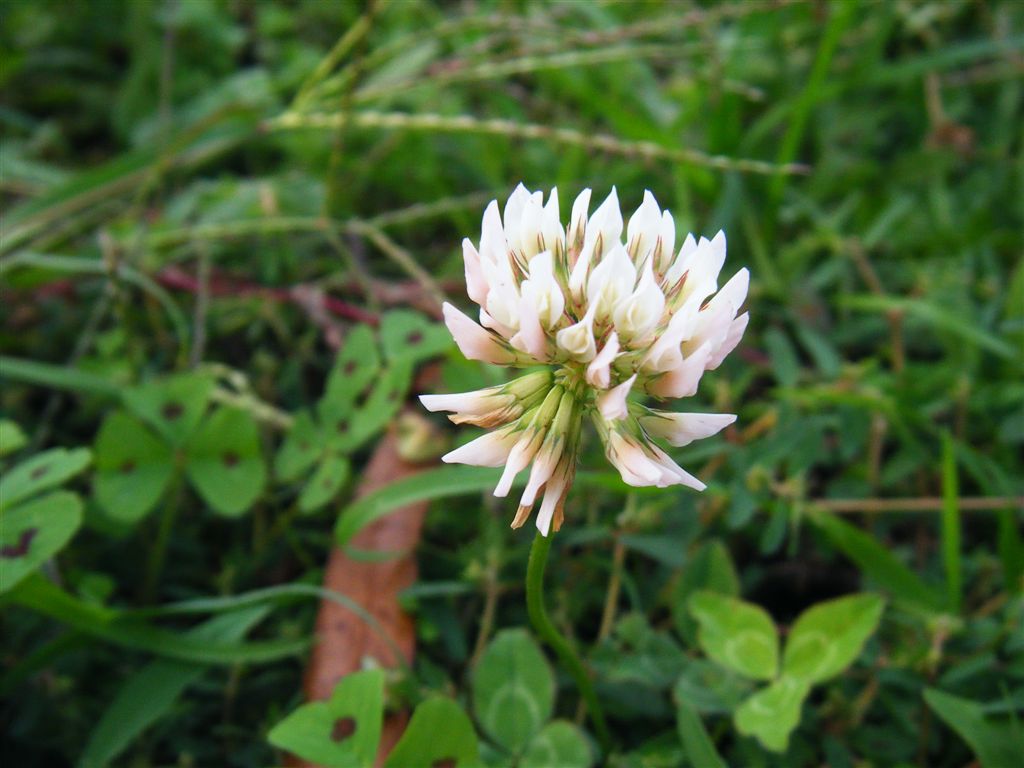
[[526, 531, 612, 752]]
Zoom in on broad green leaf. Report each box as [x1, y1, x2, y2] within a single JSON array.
[[734, 676, 810, 752], [675, 699, 727, 768], [11, 575, 307, 665], [330, 363, 411, 453], [335, 465, 503, 546], [0, 420, 27, 457], [268, 669, 385, 768], [79, 606, 269, 768], [472, 628, 554, 753], [809, 509, 945, 611], [379, 309, 452, 364], [93, 411, 175, 523], [0, 447, 92, 513], [689, 591, 778, 681], [672, 539, 740, 645], [520, 721, 592, 768], [924, 688, 1024, 768], [322, 325, 380, 412], [123, 373, 213, 446], [185, 407, 265, 517], [782, 594, 884, 684], [0, 492, 82, 594], [385, 697, 480, 768], [672, 658, 751, 715], [274, 410, 324, 482], [298, 453, 350, 514]]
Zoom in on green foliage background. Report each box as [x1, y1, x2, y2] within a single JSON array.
[[1, 0, 1022, 766]]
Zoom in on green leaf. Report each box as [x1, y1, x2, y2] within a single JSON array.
[[184, 407, 266, 517], [782, 594, 884, 684], [0, 447, 92, 513], [329, 364, 411, 453], [472, 628, 554, 753], [78, 606, 270, 768], [335, 465, 503, 546], [809, 509, 945, 612], [675, 699, 727, 768], [268, 669, 385, 768], [379, 309, 452, 364], [0, 492, 82, 594], [123, 373, 213, 446], [322, 325, 380, 412], [688, 591, 778, 681], [672, 539, 740, 645], [734, 676, 810, 752], [274, 410, 324, 482], [520, 721, 592, 768], [672, 658, 751, 715], [0, 420, 27, 457], [11, 575, 307, 665], [298, 453, 350, 514], [924, 688, 1024, 768], [384, 697, 480, 768], [93, 411, 175, 523]]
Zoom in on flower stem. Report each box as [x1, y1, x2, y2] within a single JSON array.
[[526, 531, 612, 752]]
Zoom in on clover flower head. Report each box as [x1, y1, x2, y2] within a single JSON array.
[[421, 184, 749, 536]]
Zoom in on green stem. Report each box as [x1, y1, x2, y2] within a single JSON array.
[[526, 531, 612, 752], [142, 474, 183, 601]]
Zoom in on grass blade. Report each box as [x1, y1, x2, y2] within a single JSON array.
[[941, 431, 963, 613]]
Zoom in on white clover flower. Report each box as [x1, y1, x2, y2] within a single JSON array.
[[420, 184, 749, 536]]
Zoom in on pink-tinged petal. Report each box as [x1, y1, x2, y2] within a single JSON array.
[[462, 238, 489, 306], [442, 429, 517, 467], [648, 342, 712, 398], [510, 284, 548, 360], [647, 443, 706, 491], [598, 374, 636, 421], [605, 431, 662, 486], [443, 302, 517, 365], [586, 331, 620, 388], [639, 411, 736, 447], [707, 312, 749, 370]]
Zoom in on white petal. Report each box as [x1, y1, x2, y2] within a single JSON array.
[[655, 210, 676, 275], [541, 188, 564, 254], [627, 190, 662, 264], [585, 331, 620, 389], [535, 470, 568, 536], [613, 263, 666, 340], [598, 374, 636, 421], [707, 311, 749, 370], [586, 243, 636, 321], [442, 429, 517, 467], [639, 411, 736, 447], [568, 188, 592, 249], [569, 187, 622, 299], [494, 431, 541, 497], [555, 304, 598, 362], [443, 302, 516, 365], [511, 282, 548, 360], [479, 200, 506, 265]]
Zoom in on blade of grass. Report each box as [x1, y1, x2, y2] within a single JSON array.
[[941, 431, 963, 613], [8, 575, 307, 665]]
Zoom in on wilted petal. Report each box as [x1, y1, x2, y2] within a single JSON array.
[[638, 410, 736, 447], [535, 469, 569, 536], [443, 302, 517, 365]]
